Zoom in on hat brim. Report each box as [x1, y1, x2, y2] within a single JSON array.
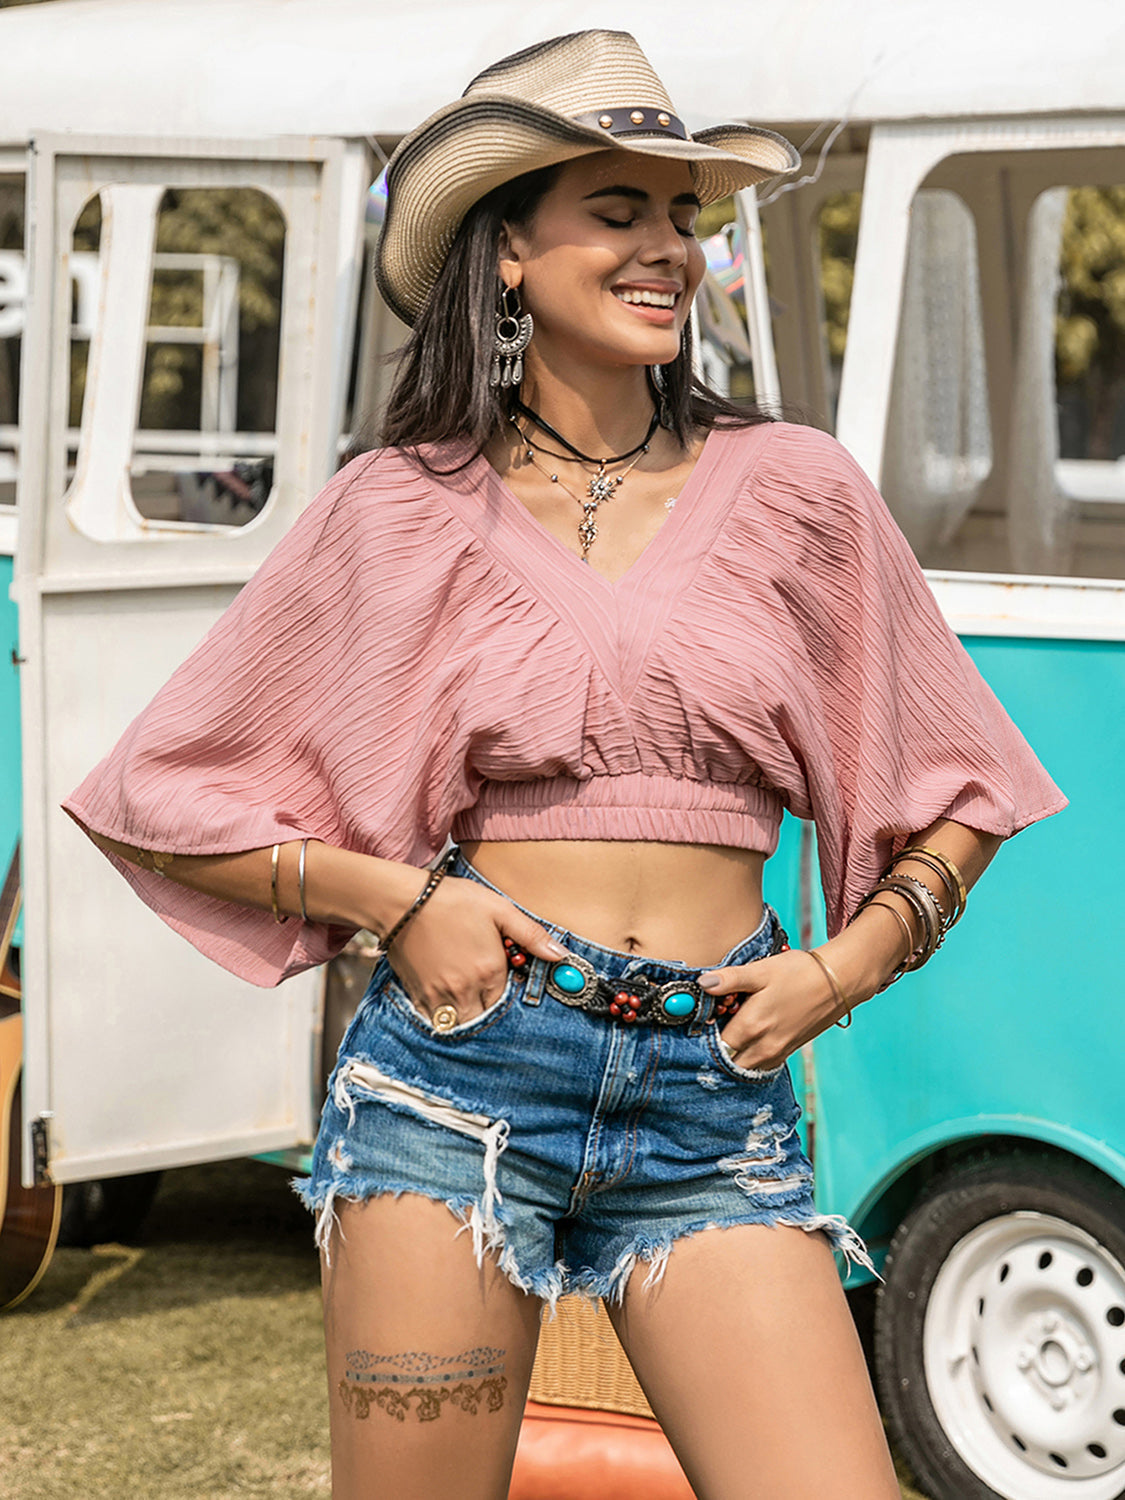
[[375, 94, 800, 326]]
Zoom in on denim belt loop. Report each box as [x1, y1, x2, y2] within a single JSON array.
[[688, 999, 715, 1036], [520, 953, 549, 1006]]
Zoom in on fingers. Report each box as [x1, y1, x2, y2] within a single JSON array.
[[699, 958, 771, 991], [395, 977, 502, 1027], [387, 880, 571, 1024], [704, 956, 788, 1067], [501, 910, 570, 961], [712, 948, 850, 1070], [718, 1016, 786, 1073]]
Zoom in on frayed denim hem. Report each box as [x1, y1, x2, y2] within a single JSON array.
[[564, 1209, 880, 1308], [290, 1174, 877, 1311], [289, 1174, 568, 1312]]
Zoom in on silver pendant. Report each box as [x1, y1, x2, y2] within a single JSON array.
[[587, 470, 617, 503], [578, 503, 599, 554]]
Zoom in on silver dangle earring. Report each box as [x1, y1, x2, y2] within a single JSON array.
[[490, 286, 533, 389]]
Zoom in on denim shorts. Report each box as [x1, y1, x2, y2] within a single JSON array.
[[292, 849, 873, 1307]]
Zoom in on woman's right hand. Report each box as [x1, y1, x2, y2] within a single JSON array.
[[385, 874, 571, 1025]]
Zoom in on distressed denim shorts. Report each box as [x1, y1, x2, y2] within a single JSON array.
[[292, 849, 873, 1307]]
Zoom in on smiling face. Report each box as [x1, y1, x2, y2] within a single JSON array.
[[498, 150, 706, 375]]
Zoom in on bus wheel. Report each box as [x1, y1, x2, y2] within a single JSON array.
[[875, 1150, 1125, 1500]]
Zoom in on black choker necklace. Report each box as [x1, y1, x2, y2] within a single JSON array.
[[509, 401, 664, 560], [513, 399, 660, 470]]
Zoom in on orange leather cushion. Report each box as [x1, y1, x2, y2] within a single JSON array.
[[509, 1402, 695, 1499]]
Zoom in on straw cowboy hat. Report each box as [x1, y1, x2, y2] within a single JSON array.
[[375, 29, 800, 326]]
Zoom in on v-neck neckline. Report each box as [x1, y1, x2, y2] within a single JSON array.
[[430, 421, 773, 700], [466, 424, 724, 597]]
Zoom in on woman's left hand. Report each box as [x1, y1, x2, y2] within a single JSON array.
[[699, 947, 852, 1071]]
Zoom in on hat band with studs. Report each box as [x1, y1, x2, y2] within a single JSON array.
[[572, 106, 688, 141]]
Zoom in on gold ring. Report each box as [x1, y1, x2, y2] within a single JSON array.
[[432, 1004, 459, 1032]]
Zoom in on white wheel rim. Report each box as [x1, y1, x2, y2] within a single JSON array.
[[923, 1210, 1125, 1499]]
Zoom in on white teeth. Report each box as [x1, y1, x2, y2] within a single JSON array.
[[615, 289, 676, 308]]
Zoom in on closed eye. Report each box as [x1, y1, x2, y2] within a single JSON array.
[[597, 214, 697, 238]]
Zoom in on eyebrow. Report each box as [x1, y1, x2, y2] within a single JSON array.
[[582, 185, 702, 210]]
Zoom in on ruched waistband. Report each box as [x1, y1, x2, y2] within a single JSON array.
[[450, 772, 783, 854]]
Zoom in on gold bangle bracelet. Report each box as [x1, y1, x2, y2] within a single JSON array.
[[806, 947, 852, 1028], [270, 842, 289, 925], [898, 844, 967, 920]]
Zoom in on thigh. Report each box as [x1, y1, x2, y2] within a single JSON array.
[[321, 1194, 543, 1500], [605, 1223, 901, 1500]]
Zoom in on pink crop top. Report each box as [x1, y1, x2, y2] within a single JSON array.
[[65, 420, 1066, 985]]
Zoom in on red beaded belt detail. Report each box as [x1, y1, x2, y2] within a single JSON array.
[[502, 929, 788, 1027]]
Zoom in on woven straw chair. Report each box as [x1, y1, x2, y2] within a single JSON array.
[[528, 1295, 654, 1418]]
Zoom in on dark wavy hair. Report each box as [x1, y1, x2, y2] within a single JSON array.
[[378, 162, 780, 463]]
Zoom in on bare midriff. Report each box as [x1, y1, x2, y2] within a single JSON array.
[[458, 839, 767, 966]]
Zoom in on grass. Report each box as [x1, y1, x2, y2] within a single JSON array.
[[0, 1159, 329, 1499], [0, 1158, 933, 1498]]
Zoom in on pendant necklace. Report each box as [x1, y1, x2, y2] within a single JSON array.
[[511, 400, 661, 560], [512, 420, 652, 559]]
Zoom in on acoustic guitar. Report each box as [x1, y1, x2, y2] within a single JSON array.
[[0, 842, 62, 1310]]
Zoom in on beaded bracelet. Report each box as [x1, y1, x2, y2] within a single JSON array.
[[893, 845, 966, 925], [880, 857, 955, 933], [854, 880, 934, 986], [853, 845, 970, 995], [873, 875, 943, 960], [379, 850, 456, 953], [883, 873, 946, 954]]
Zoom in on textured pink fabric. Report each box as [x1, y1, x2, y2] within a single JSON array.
[[64, 420, 1065, 985]]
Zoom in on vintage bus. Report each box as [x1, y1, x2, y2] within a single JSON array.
[[1, 2, 1122, 1496]]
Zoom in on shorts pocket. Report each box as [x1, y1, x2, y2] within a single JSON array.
[[705, 1022, 788, 1083], [380, 960, 520, 1040]]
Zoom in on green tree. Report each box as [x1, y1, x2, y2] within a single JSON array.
[[71, 188, 285, 433], [818, 192, 860, 369], [1057, 186, 1125, 459]]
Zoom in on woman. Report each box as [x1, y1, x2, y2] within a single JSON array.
[[65, 30, 1065, 1500]]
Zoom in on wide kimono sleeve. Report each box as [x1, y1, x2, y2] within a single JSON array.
[[758, 424, 1067, 936], [62, 448, 478, 986]]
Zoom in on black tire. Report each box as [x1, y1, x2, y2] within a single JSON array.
[[876, 1150, 1125, 1500], [57, 1171, 163, 1248]]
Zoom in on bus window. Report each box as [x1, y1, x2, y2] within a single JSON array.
[[67, 186, 285, 533], [879, 152, 1125, 582], [0, 174, 23, 511], [881, 189, 993, 564], [1054, 183, 1125, 575], [816, 189, 861, 431]]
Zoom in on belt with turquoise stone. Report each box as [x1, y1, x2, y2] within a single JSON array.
[[502, 936, 779, 1026]]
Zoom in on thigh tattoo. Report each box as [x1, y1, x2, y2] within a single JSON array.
[[338, 1346, 508, 1422]]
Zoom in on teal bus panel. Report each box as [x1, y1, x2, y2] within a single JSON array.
[[773, 633, 1121, 1284]]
